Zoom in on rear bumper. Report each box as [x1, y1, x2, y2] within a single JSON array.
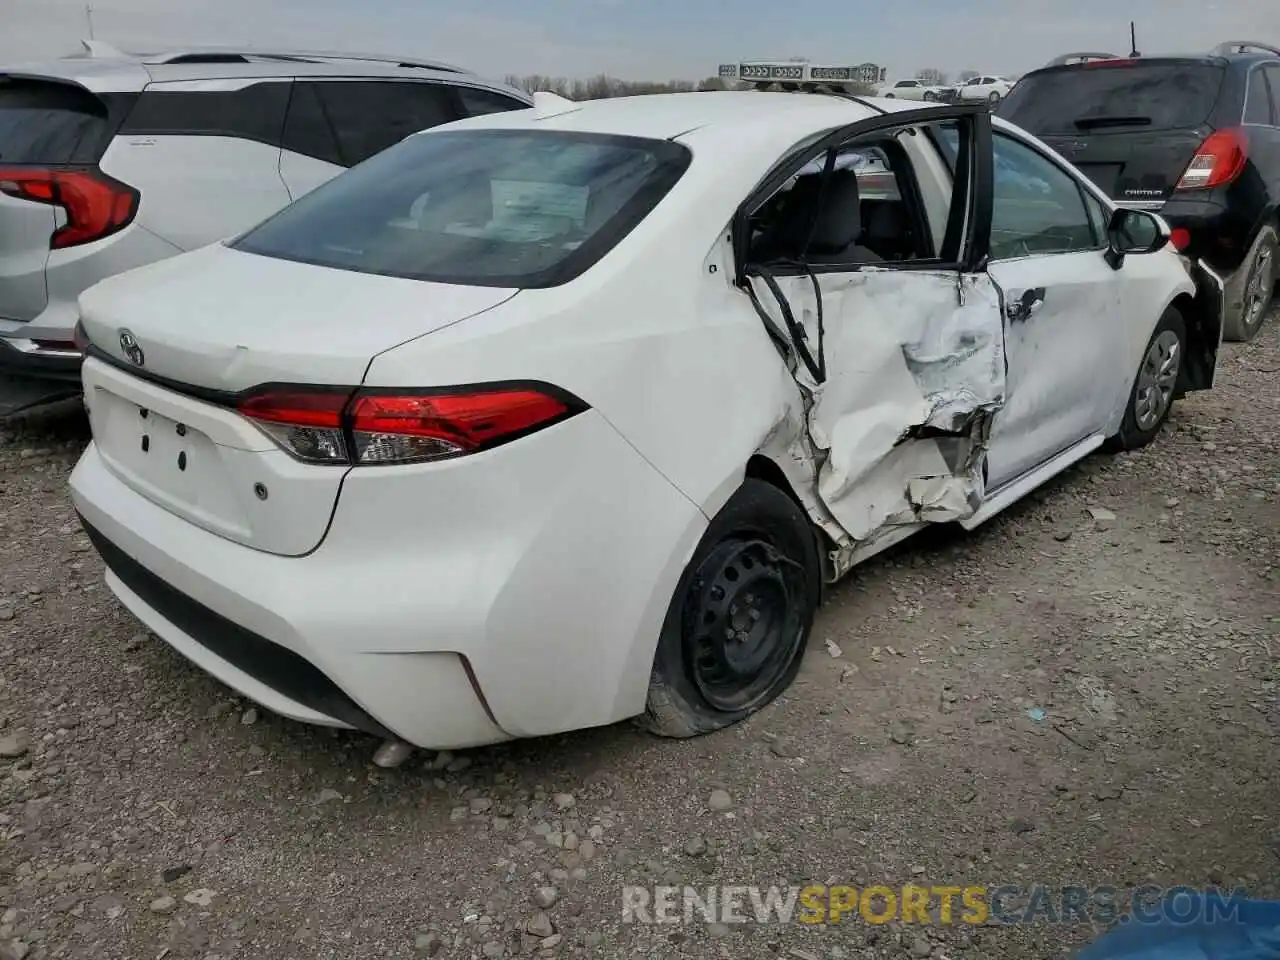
[[1156, 195, 1254, 278], [0, 335, 84, 383], [81, 517, 396, 738], [69, 405, 705, 748]]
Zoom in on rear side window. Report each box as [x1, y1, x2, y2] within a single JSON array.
[[232, 129, 692, 288], [457, 87, 528, 117], [120, 81, 290, 146], [313, 81, 457, 166], [998, 62, 1227, 134], [0, 78, 117, 164], [1247, 68, 1278, 125], [1268, 67, 1280, 123]]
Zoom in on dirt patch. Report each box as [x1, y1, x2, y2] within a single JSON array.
[[1, 316, 1277, 960]]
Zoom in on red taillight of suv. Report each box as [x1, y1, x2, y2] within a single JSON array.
[[1175, 128, 1248, 191], [237, 385, 587, 466], [0, 167, 139, 248]]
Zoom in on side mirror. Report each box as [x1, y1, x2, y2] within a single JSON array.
[[1104, 207, 1170, 269]]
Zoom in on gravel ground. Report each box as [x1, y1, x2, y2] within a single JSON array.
[[2, 311, 1278, 960]]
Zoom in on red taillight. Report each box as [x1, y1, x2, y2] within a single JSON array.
[[0, 167, 139, 249], [1169, 227, 1192, 251], [1175, 128, 1248, 191], [237, 389, 352, 464], [236, 385, 584, 466]]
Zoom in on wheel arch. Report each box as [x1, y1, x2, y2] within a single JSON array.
[[744, 453, 838, 590]]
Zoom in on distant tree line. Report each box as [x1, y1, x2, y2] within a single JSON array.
[[502, 69, 1023, 100], [504, 74, 730, 99], [503, 74, 880, 100]]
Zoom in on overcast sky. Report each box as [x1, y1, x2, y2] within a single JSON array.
[[2, 0, 1277, 81]]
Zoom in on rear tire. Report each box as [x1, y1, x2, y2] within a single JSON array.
[[988, 90, 1001, 104], [1223, 225, 1277, 342], [1105, 306, 1186, 452], [641, 480, 821, 738]]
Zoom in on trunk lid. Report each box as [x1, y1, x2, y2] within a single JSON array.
[[0, 75, 127, 322], [79, 242, 517, 391], [79, 243, 516, 556], [1037, 128, 1210, 202], [998, 59, 1226, 202]]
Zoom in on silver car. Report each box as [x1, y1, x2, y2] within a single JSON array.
[[0, 42, 530, 406]]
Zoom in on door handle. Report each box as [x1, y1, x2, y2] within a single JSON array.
[[1006, 287, 1046, 323]]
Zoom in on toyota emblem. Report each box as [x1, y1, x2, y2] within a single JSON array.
[[118, 329, 145, 367]]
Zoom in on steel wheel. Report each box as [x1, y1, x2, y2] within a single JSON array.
[[642, 479, 820, 738], [1133, 329, 1181, 431], [682, 538, 806, 713]]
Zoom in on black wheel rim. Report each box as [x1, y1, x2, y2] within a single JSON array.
[[681, 537, 807, 713]]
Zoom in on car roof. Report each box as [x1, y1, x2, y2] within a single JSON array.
[[1022, 51, 1279, 81], [0, 44, 522, 97], [445, 90, 893, 141]]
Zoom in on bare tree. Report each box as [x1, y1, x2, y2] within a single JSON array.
[[505, 74, 700, 100], [958, 69, 980, 82], [916, 67, 949, 84]]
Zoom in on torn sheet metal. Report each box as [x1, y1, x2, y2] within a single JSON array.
[[750, 268, 1006, 543], [753, 393, 850, 558]]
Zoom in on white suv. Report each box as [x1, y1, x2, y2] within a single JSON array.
[[0, 42, 530, 403]]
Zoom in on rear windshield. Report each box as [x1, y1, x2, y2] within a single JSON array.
[[0, 78, 113, 164], [998, 61, 1226, 135], [232, 129, 692, 288]]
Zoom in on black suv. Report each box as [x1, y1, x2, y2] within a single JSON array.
[[998, 42, 1280, 341]]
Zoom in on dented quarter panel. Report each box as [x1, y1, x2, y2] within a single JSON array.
[[750, 268, 1006, 542]]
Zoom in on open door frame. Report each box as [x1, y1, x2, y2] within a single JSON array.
[[731, 102, 994, 384], [729, 102, 1005, 556]]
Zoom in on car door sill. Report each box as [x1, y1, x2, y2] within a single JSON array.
[[961, 434, 1107, 531]]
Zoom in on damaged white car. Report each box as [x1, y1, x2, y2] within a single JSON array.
[[69, 91, 1224, 751]]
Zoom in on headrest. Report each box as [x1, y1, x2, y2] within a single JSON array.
[[771, 169, 863, 256], [863, 200, 909, 237]]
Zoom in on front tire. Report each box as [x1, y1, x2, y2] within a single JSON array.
[[641, 480, 821, 738], [924, 90, 937, 101], [988, 90, 1001, 104], [1223, 225, 1277, 342], [1105, 305, 1186, 452]]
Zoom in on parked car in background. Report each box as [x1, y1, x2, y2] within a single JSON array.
[[957, 75, 1015, 104], [0, 42, 531, 401], [878, 78, 956, 101], [998, 41, 1280, 341], [70, 91, 1222, 751]]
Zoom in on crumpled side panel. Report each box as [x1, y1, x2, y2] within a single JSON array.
[[752, 268, 1005, 543]]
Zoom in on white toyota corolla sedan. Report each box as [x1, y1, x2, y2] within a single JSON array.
[[69, 90, 1224, 751]]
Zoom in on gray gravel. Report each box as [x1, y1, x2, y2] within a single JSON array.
[[1, 311, 1278, 960]]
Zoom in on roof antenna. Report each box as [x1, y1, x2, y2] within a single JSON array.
[[85, 4, 95, 39], [1129, 21, 1140, 58]]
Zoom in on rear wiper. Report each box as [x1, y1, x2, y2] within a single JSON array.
[[1073, 115, 1153, 129]]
